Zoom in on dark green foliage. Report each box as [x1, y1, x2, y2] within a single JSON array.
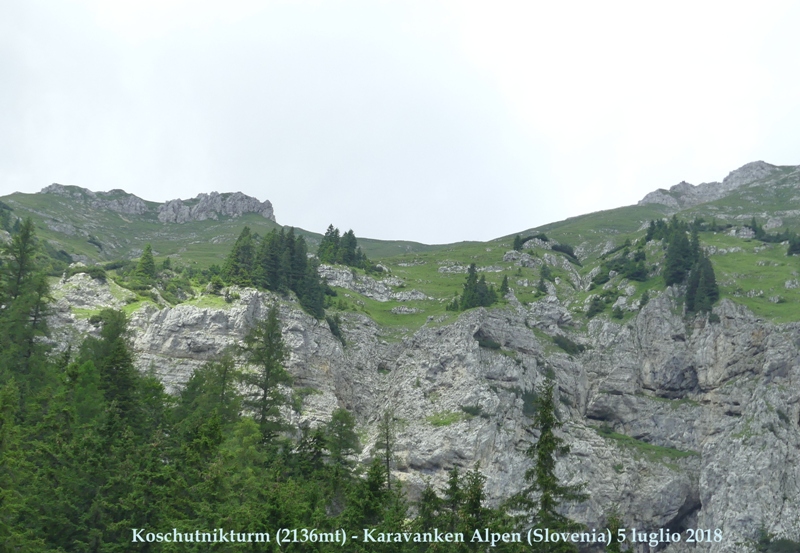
[[513, 232, 548, 252], [536, 276, 548, 295], [135, 243, 156, 282], [0, 201, 13, 232], [605, 511, 625, 553], [458, 264, 498, 310], [600, 239, 632, 259], [586, 296, 605, 318], [326, 313, 345, 345], [66, 264, 107, 282], [552, 334, 585, 355], [612, 306, 624, 319], [445, 295, 460, 311], [788, 237, 800, 256], [686, 255, 719, 314], [500, 274, 510, 296], [0, 220, 667, 551], [551, 242, 575, 258], [591, 268, 610, 287], [317, 224, 371, 269], [325, 407, 361, 467], [477, 336, 502, 349], [241, 227, 328, 318], [756, 528, 800, 552], [0, 218, 51, 390], [318, 224, 341, 264], [237, 304, 292, 443], [512, 380, 587, 552], [664, 230, 693, 286], [222, 227, 254, 286]]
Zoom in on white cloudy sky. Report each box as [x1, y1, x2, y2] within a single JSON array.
[[2, 1, 799, 243]]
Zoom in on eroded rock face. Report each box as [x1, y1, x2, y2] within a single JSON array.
[[42, 183, 148, 214], [638, 161, 781, 210], [40, 184, 276, 223], [317, 265, 429, 302], [50, 277, 800, 550], [157, 192, 275, 223]]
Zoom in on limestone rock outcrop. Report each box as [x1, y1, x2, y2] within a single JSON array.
[[157, 192, 275, 223], [49, 274, 800, 551], [638, 161, 780, 209]]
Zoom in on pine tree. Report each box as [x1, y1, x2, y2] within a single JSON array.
[[237, 304, 291, 443], [135, 244, 156, 282], [500, 275, 510, 296], [459, 264, 479, 309], [338, 230, 358, 266], [513, 235, 524, 251], [317, 224, 340, 264], [375, 409, 397, 491], [222, 227, 255, 286], [513, 380, 587, 552], [686, 255, 719, 314], [298, 259, 326, 319], [325, 408, 361, 468], [663, 230, 692, 286], [0, 218, 50, 390]]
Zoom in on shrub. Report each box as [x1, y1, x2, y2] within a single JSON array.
[[553, 334, 585, 355], [586, 296, 605, 318], [326, 314, 345, 346], [477, 337, 501, 350]]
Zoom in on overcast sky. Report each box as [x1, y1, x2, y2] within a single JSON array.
[[2, 1, 799, 243]]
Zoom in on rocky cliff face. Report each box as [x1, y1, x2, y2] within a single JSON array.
[[40, 184, 275, 223], [638, 161, 781, 209], [157, 192, 275, 223], [50, 270, 800, 551], [42, 183, 149, 214]]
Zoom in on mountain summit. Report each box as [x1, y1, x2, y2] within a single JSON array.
[[637, 160, 781, 209], [41, 183, 275, 223]]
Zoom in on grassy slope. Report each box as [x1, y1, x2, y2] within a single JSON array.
[[6, 167, 800, 329]]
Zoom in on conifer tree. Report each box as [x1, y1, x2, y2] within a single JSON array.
[[298, 259, 325, 319], [460, 264, 480, 310], [338, 230, 358, 266], [663, 230, 692, 286], [500, 275, 510, 296], [0, 218, 50, 390], [238, 304, 291, 443], [513, 380, 587, 552], [135, 244, 156, 282], [318, 225, 340, 264], [222, 227, 255, 286], [375, 409, 397, 491], [325, 407, 361, 468]]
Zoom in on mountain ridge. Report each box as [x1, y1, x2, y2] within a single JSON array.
[[41, 183, 276, 223]]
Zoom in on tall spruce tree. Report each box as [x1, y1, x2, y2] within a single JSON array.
[[513, 380, 587, 552], [135, 244, 156, 282], [222, 227, 255, 286], [0, 218, 51, 389], [238, 304, 292, 443], [663, 230, 692, 286], [318, 224, 340, 264]]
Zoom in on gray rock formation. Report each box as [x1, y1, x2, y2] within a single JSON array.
[[638, 161, 780, 209], [48, 271, 800, 550], [40, 183, 276, 223], [42, 183, 148, 214], [157, 191, 275, 223], [318, 264, 429, 302]]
